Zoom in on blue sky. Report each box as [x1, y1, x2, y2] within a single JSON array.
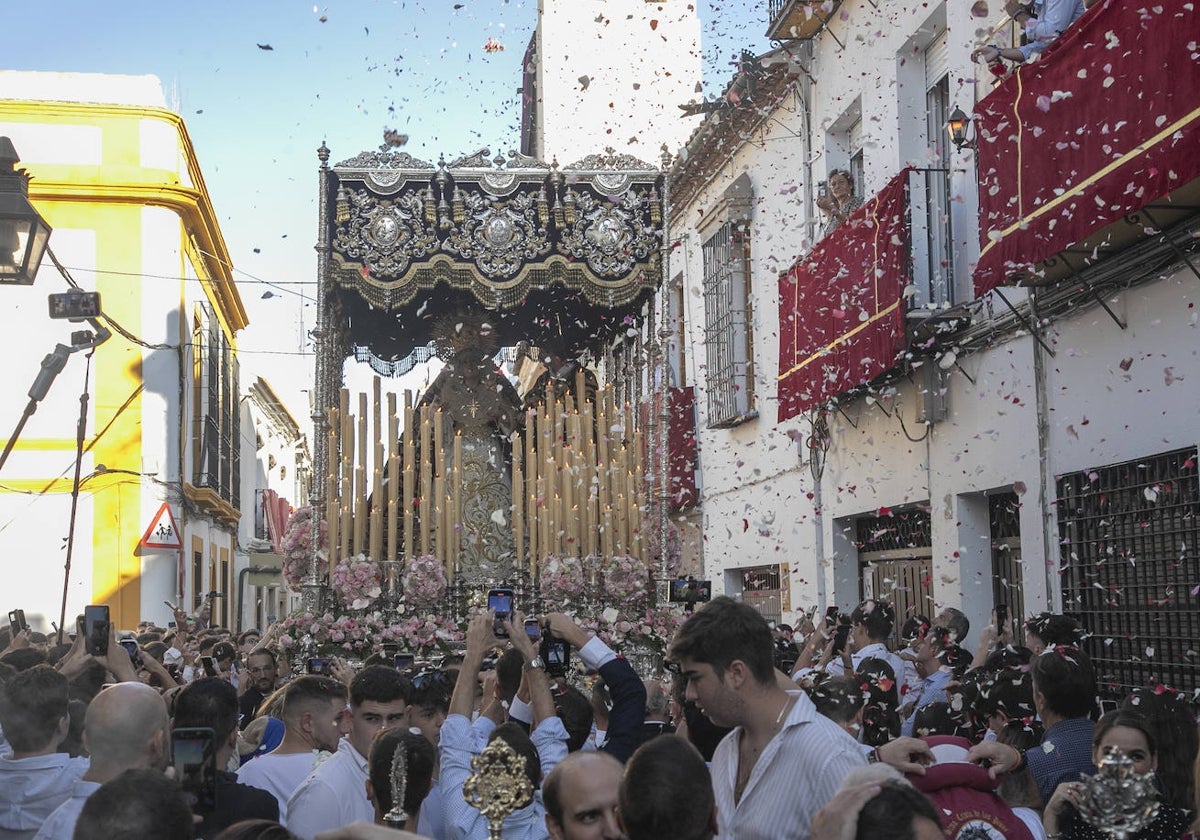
[[6, 0, 770, 418]]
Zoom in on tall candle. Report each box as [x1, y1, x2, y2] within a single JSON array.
[[402, 395, 415, 561], [419, 406, 432, 557]]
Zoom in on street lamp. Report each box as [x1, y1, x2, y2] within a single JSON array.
[[0, 136, 52, 285], [945, 107, 975, 153]]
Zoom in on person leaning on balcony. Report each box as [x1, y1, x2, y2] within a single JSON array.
[[972, 0, 1086, 67], [817, 169, 863, 237]]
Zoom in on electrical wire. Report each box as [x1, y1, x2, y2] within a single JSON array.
[[47, 246, 176, 351], [47, 248, 314, 357], [195, 247, 315, 302]]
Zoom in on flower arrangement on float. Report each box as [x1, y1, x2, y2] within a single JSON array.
[[331, 554, 383, 610], [401, 554, 447, 608], [277, 539, 685, 662], [538, 554, 587, 608], [280, 507, 328, 591], [276, 608, 465, 657]]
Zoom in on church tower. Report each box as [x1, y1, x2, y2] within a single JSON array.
[[522, 0, 702, 165]]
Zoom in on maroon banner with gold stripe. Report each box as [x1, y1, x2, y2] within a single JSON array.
[[974, 0, 1200, 295], [777, 168, 912, 422]]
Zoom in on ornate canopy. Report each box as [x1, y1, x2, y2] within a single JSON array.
[[320, 147, 666, 374]]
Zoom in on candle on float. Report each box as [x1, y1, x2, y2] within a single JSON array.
[[387, 392, 399, 562], [453, 430, 463, 571], [512, 454, 524, 573], [419, 406, 432, 557], [402, 394, 415, 561]]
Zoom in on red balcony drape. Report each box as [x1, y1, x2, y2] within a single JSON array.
[[973, 0, 1200, 296], [777, 168, 912, 422]]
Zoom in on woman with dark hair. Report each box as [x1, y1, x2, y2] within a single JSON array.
[[1120, 687, 1198, 812], [817, 169, 864, 236], [1043, 710, 1194, 840]]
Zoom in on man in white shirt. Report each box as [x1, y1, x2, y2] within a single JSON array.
[[0, 666, 88, 840], [236, 675, 348, 825], [34, 682, 169, 840], [668, 597, 866, 840], [825, 599, 911, 699], [287, 666, 411, 840]]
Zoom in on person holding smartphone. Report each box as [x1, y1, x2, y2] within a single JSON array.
[[820, 600, 909, 698], [439, 610, 565, 840], [534, 612, 647, 764]]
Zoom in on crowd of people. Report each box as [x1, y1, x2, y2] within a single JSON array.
[[1, 594, 1198, 840]]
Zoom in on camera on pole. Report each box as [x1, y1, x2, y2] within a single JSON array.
[[48, 289, 101, 321]]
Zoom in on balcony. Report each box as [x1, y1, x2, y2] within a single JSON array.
[[972, 0, 1200, 297], [766, 0, 842, 42], [776, 168, 914, 421]]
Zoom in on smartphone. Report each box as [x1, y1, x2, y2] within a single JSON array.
[[172, 727, 218, 812], [306, 657, 328, 676], [541, 637, 571, 679], [266, 614, 277, 624], [831, 623, 852, 656], [487, 588, 514, 637], [84, 605, 110, 656], [823, 606, 840, 629], [995, 603, 1009, 636], [524, 617, 541, 641], [818, 180, 828, 197], [394, 653, 415, 670], [164, 600, 179, 612], [200, 656, 218, 677], [119, 638, 141, 668], [8, 609, 27, 637]]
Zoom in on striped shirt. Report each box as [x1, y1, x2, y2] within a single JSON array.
[[712, 690, 865, 840]]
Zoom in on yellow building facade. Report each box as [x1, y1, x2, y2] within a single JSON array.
[[0, 72, 248, 630]]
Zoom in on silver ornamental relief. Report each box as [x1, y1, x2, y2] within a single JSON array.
[[370, 213, 403, 246], [560, 189, 657, 277], [442, 192, 551, 279], [332, 189, 438, 278]]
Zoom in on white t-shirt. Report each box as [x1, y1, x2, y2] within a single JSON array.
[[236, 750, 324, 826]]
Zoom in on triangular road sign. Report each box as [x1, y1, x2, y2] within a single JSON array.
[[141, 502, 182, 549]]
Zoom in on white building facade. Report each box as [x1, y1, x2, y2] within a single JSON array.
[[664, 0, 1200, 696]]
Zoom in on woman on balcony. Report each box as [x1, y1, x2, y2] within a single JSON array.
[[817, 169, 863, 237]]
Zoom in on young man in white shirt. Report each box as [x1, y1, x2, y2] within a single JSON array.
[[236, 675, 348, 825], [287, 666, 410, 840], [668, 597, 867, 840]]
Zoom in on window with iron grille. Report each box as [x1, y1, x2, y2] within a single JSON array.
[[741, 564, 782, 625], [1057, 447, 1200, 700], [990, 492, 1025, 625], [856, 508, 934, 627], [702, 221, 754, 427]]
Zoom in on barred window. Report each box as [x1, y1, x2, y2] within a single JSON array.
[[702, 221, 754, 427], [1058, 447, 1200, 700]]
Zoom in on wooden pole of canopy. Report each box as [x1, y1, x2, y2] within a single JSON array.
[[370, 380, 384, 563], [355, 393, 369, 557]]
